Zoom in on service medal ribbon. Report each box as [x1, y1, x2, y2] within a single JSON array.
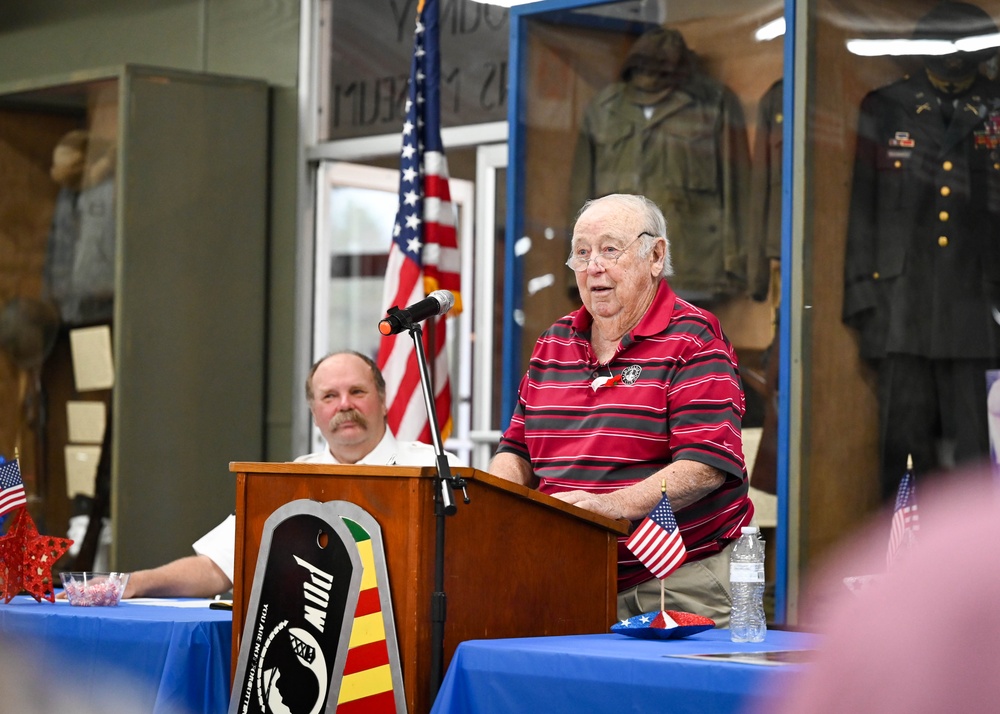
[[974, 111, 1000, 150], [888, 132, 915, 148]]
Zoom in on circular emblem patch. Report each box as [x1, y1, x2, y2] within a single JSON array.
[[620, 365, 642, 385]]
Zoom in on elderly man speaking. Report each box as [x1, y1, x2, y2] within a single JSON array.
[[490, 193, 754, 625]]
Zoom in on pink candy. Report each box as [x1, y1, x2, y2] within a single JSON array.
[[64, 577, 124, 606]]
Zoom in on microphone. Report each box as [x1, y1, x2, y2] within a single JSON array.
[[378, 290, 455, 335]]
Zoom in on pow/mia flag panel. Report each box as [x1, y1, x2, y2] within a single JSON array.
[[229, 500, 362, 714]]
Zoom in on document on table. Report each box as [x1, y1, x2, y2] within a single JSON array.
[[666, 650, 815, 666], [125, 598, 220, 608]]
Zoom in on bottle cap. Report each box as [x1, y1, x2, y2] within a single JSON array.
[[741, 526, 759, 535]]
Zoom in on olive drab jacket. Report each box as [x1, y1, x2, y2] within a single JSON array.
[[568, 72, 752, 301], [748, 78, 783, 303], [843, 71, 1000, 360]]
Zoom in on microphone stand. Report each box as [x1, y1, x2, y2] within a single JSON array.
[[398, 316, 469, 703]]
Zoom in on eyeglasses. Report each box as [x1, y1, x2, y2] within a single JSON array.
[[565, 232, 653, 272]]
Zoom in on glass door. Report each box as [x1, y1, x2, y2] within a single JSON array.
[[312, 160, 477, 463], [470, 143, 508, 470]]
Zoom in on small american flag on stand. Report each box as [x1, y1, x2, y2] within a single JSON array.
[[0, 455, 27, 519], [377, 0, 461, 443], [886, 456, 919, 569], [626, 487, 687, 580]]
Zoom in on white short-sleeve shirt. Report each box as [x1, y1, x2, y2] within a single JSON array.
[[191, 430, 457, 583]]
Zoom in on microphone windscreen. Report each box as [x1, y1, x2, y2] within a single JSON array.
[[430, 289, 456, 314]]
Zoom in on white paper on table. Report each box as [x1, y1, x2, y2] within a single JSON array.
[[125, 598, 219, 608]]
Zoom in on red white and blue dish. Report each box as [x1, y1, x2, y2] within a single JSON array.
[[612, 610, 715, 640]]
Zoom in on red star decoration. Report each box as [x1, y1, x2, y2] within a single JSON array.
[[0, 508, 73, 603]]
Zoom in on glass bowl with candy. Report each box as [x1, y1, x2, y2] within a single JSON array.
[[60, 571, 130, 606]]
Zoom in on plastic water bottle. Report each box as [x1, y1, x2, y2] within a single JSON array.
[[730, 526, 766, 642]]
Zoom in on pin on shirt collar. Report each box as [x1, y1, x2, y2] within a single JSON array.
[[590, 374, 622, 391], [591, 363, 642, 390]]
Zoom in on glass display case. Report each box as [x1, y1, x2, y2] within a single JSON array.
[[506, 0, 786, 608], [791, 0, 1000, 623], [0, 66, 269, 573], [0, 77, 119, 556], [506, 0, 1000, 624]]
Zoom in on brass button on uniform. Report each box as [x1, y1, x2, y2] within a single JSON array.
[[873, 271, 880, 279], [943, 160, 954, 171], [894, 160, 902, 168], [940, 186, 951, 196], [938, 236, 949, 247], [939, 210, 949, 221]]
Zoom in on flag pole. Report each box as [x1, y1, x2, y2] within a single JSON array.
[[659, 479, 666, 613], [377, 0, 460, 444]]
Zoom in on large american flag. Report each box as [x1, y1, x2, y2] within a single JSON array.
[[886, 467, 919, 568], [377, 0, 461, 443], [626, 491, 688, 580], [0, 457, 27, 519]]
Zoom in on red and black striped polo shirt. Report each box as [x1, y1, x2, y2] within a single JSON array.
[[498, 280, 755, 590]]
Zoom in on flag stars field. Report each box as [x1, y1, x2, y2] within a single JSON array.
[[626, 488, 688, 581]]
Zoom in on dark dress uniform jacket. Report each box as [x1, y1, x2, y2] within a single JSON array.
[[569, 73, 751, 299], [844, 71, 1000, 360]]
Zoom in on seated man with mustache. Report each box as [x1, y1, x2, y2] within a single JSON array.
[[122, 350, 461, 598]]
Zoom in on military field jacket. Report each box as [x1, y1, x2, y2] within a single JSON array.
[[568, 73, 751, 299]]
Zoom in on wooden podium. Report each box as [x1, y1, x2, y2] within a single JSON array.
[[229, 462, 628, 714]]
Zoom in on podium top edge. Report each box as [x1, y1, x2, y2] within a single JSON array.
[[227, 462, 629, 535], [229, 461, 440, 473]]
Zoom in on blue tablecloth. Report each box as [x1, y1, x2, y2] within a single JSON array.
[[0, 596, 233, 714], [431, 629, 818, 714]]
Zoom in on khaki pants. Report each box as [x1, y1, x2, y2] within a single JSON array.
[[617, 538, 736, 627]]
